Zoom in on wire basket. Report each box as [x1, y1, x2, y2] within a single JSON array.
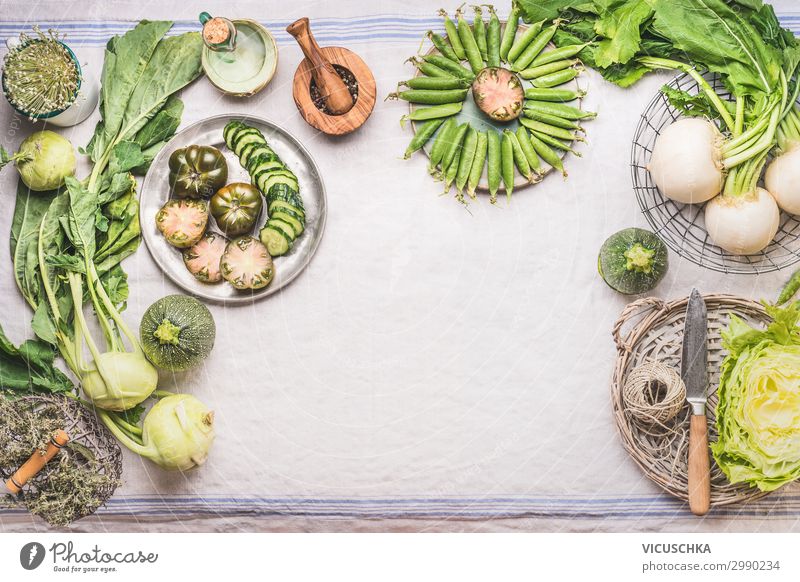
[[631, 72, 800, 274]]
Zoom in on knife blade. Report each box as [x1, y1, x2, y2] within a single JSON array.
[[682, 288, 708, 413], [682, 288, 710, 516]]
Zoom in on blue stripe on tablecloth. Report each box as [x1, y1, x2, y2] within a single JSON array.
[[5, 495, 800, 520], [1, 14, 799, 47]]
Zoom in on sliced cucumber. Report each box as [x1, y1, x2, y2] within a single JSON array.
[[223, 121, 244, 147], [260, 226, 291, 257], [266, 184, 304, 210], [267, 218, 296, 241], [257, 168, 294, 193], [271, 211, 304, 237], [227, 124, 256, 149], [261, 173, 299, 196], [251, 160, 286, 184], [233, 132, 265, 158], [239, 142, 265, 168], [246, 147, 278, 170], [268, 200, 305, 223]]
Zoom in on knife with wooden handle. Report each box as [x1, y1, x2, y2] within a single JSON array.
[[682, 288, 710, 516]]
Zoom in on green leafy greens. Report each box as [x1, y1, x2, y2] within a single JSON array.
[[713, 303, 800, 491], [4, 21, 202, 462], [519, 0, 800, 199]]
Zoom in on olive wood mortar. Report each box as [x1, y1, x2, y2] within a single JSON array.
[[287, 17, 376, 136]]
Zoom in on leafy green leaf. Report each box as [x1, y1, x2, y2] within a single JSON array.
[[64, 177, 97, 260], [10, 181, 56, 307], [592, 0, 654, 67], [133, 95, 184, 150], [109, 141, 145, 175], [647, 0, 781, 97], [0, 323, 74, 396]]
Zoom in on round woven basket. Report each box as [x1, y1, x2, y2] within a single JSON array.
[[611, 294, 770, 506]]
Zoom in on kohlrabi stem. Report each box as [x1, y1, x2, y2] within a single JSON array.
[[98, 410, 151, 456], [638, 57, 736, 130], [68, 272, 104, 369], [36, 214, 79, 373], [112, 413, 144, 438], [88, 262, 142, 355], [84, 257, 119, 352], [153, 390, 175, 399]]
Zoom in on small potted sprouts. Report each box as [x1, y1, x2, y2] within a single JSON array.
[[1, 27, 98, 126]]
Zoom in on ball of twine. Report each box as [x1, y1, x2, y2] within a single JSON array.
[[622, 361, 686, 426]]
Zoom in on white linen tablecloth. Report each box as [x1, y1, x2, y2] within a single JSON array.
[[1, 0, 799, 532]]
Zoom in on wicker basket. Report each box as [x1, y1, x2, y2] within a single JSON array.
[[611, 294, 770, 506]]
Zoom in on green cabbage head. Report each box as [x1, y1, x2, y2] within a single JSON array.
[[712, 303, 800, 491]]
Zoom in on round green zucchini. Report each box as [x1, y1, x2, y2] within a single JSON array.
[[140, 295, 216, 372], [598, 228, 668, 295]]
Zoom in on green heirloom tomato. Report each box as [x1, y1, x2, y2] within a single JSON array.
[[168, 145, 228, 199], [210, 182, 263, 237]]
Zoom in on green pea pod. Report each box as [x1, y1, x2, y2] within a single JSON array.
[[512, 21, 560, 72], [530, 129, 581, 155], [411, 57, 455, 78], [501, 131, 515, 201], [500, 3, 520, 62], [507, 20, 544, 64], [439, 10, 466, 60], [529, 43, 589, 67], [391, 88, 470, 104], [441, 123, 469, 173], [403, 102, 463, 123], [778, 268, 800, 304], [457, 10, 484, 74], [519, 59, 578, 80], [519, 117, 579, 142], [427, 30, 460, 62], [486, 7, 501, 68], [487, 129, 501, 203], [456, 126, 479, 192], [515, 127, 541, 174], [422, 54, 475, 80], [505, 129, 532, 181], [528, 131, 566, 176], [402, 76, 470, 90], [444, 144, 463, 190], [524, 99, 597, 119], [531, 67, 579, 88], [404, 118, 445, 159], [467, 131, 489, 198], [429, 117, 458, 172], [523, 87, 585, 102], [522, 108, 582, 131], [473, 6, 488, 61]]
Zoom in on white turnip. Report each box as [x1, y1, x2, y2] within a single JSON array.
[[647, 118, 724, 204], [765, 145, 800, 214], [704, 187, 779, 255]]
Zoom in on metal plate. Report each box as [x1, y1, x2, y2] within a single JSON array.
[[140, 114, 327, 304], [410, 23, 583, 192]]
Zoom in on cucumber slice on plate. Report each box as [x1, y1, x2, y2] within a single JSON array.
[[271, 211, 304, 237], [267, 218, 296, 241], [268, 200, 305, 223], [234, 132, 265, 157], [260, 225, 292, 257]]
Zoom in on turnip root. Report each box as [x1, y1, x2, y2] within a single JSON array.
[[648, 118, 724, 204], [765, 145, 800, 214], [705, 187, 779, 254]]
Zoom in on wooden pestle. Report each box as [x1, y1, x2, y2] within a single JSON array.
[[287, 18, 354, 115], [5, 429, 69, 495]]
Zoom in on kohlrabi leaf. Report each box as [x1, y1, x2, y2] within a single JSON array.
[[0, 323, 74, 396]]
